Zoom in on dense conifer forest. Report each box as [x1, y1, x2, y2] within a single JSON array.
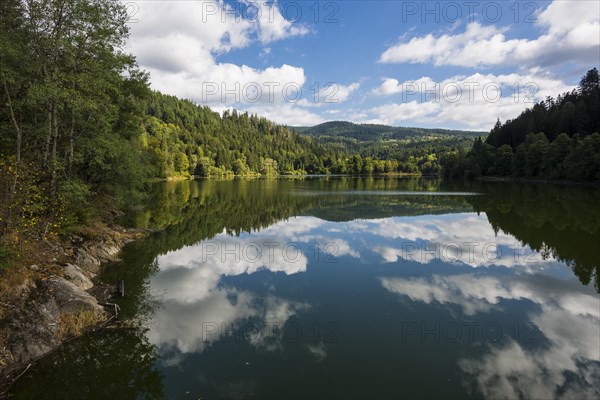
[[445, 68, 600, 181]]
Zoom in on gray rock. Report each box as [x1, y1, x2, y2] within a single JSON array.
[[2, 232, 132, 371], [44, 277, 104, 314], [36, 296, 60, 323], [88, 242, 121, 263], [64, 264, 94, 291], [75, 248, 101, 276], [5, 282, 59, 364]]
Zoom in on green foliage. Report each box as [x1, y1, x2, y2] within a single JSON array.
[[0, 0, 150, 243], [141, 93, 479, 179], [0, 159, 49, 243], [56, 179, 92, 226], [547, 133, 573, 177], [563, 133, 600, 181], [0, 246, 13, 271], [140, 92, 455, 177], [525, 133, 550, 177], [142, 92, 340, 177], [495, 145, 515, 176]]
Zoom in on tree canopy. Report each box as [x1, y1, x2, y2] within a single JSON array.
[[446, 68, 600, 182]]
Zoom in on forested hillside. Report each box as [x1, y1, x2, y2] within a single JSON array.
[[446, 68, 600, 181], [141, 92, 341, 177], [297, 121, 480, 174], [140, 93, 462, 178], [302, 121, 482, 140]]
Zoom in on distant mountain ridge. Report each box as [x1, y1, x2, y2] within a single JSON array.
[[292, 121, 484, 141]]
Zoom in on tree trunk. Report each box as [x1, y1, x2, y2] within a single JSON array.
[[44, 102, 53, 164], [2, 75, 23, 221], [2, 75, 22, 165], [69, 108, 74, 174], [50, 105, 59, 194]]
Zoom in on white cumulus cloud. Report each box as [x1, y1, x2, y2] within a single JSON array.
[[368, 71, 572, 130], [379, 2, 600, 68]]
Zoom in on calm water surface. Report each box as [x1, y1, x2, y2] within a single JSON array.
[[13, 177, 600, 399]]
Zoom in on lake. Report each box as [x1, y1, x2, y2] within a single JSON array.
[[12, 177, 600, 399]]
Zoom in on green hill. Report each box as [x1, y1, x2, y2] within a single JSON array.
[[288, 121, 482, 162], [301, 121, 483, 141], [142, 96, 482, 178], [141, 92, 340, 177]]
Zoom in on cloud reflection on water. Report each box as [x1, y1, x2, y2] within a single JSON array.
[[146, 212, 598, 398]]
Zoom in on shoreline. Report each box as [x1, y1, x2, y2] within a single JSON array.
[[476, 176, 600, 188], [0, 224, 147, 394], [192, 173, 425, 180]]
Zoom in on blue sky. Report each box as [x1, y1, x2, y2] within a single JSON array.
[[126, 0, 600, 130]]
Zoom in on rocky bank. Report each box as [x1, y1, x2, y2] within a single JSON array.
[[0, 226, 144, 387]]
